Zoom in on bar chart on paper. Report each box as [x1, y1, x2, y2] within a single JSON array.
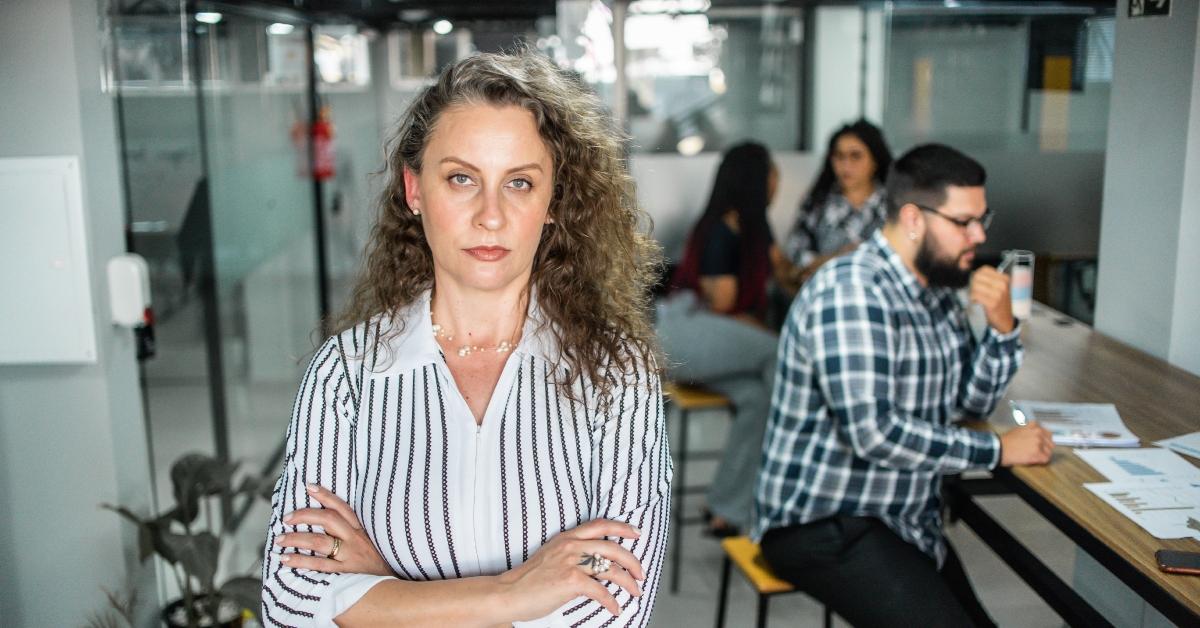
[[1076, 448, 1200, 482], [1085, 481, 1200, 540]]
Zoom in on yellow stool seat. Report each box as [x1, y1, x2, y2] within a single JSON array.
[[664, 382, 733, 410], [720, 536, 795, 595], [715, 536, 831, 628]]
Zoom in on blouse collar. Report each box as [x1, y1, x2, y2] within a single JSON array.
[[371, 288, 559, 374]]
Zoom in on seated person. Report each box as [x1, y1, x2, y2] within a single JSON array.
[[784, 119, 892, 287], [658, 142, 792, 535], [753, 144, 1054, 628]]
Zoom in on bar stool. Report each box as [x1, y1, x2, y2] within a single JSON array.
[[715, 536, 832, 628], [662, 381, 733, 593]]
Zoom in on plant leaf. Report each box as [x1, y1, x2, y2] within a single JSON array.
[[101, 504, 155, 563], [219, 576, 263, 619], [170, 453, 238, 524], [160, 531, 220, 585]]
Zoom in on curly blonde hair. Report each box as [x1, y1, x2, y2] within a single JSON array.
[[334, 47, 662, 400]]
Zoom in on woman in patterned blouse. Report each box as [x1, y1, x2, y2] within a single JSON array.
[[262, 48, 670, 627], [784, 119, 893, 287]]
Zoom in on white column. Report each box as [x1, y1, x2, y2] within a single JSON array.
[[1094, 0, 1200, 376]]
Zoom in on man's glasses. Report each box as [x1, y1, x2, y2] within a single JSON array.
[[915, 204, 994, 231]]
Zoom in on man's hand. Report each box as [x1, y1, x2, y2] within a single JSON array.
[[999, 422, 1055, 466], [970, 266, 1015, 334]]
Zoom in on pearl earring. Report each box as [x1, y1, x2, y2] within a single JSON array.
[[908, 232, 917, 241], [412, 208, 421, 215]]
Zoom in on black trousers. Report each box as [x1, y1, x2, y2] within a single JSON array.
[[760, 516, 996, 628]]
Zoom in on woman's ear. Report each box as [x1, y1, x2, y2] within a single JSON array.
[[403, 167, 422, 214]]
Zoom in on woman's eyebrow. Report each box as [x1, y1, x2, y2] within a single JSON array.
[[440, 157, 544, 175]]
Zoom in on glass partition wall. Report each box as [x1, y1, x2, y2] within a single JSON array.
[[110, 1, 352, 593]]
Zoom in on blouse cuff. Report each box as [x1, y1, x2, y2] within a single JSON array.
[[313, 573, 396, 626]]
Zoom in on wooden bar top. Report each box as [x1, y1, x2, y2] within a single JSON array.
[[984, 304, 1200, 617]]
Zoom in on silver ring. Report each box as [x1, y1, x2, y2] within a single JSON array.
[[578, 552, 611, 576], [328, 536, 342, 560]]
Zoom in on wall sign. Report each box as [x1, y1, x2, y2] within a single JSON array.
[[1129, 0, 1170, 18]]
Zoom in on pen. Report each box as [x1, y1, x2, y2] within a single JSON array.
[[1009, 400, 1028, 426]]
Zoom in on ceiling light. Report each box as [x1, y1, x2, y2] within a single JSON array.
[[433, 19, 453, 35], [196, 12, 222, 25], [676, 135, 704, 156], [267, 23, 296, 36]]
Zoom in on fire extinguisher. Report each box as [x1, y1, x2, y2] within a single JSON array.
[[312, 104, 335, 182], [293, 104, 336, 181]]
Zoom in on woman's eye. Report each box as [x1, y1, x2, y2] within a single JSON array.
[[450, 173, 472, 185], [509, 178, 532, 190]]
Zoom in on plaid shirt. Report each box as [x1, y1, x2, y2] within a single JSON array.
[[752, 231, 1020, 565]]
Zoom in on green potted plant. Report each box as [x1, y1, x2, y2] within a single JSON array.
[[103, 452, 268, 627]]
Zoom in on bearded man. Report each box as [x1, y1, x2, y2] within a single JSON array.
[[751, 144, 1054, 628]]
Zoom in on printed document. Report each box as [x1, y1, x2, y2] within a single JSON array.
[[1155, 431, 1200, 461], [1012, 401, 1139, 447], [1084, 479, 1200, 541], [1076, 448, 1200, 482]]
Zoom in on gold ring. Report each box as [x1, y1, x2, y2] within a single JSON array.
[[329, 536, 342, 560]]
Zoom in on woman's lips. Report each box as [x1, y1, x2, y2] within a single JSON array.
[[465, 246, 510, 261]]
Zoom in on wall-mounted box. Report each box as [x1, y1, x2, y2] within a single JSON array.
[[0, 156, 98, 364]]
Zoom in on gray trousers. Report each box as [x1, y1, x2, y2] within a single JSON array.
[[655, 292, 778, 529]]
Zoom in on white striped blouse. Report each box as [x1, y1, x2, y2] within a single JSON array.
[[261, 291, 672, 627]]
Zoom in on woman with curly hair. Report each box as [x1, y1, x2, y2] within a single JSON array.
[[262, 48, 669, 627]]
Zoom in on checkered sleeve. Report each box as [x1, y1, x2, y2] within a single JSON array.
[[958, 323, 1023, 418], [807, 283, 1000, 472]]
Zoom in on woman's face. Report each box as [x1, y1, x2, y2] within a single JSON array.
[[831, 133, 877, 192], [404, 103, 555, 295]]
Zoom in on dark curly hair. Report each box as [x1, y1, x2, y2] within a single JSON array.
[[333, 47, 662, 401]]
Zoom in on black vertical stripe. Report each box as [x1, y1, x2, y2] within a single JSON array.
[[421, 365, 447, 579], [403, 368, 432, 580], [556, 390, 584, 526], [545, 367, 568, 531], [499, 390, 514, 570], [432, 370, 463, 579], [529, 357, 549, 546], [382, 378, 416, 580], [514, 362, 530, 561]]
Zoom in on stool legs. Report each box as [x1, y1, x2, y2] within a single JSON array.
[[714, 554, 732, 628], [756, 594, 770, 628], [670, 406, 690, 593]]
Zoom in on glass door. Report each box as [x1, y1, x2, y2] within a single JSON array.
[[112, 0, 323, 578]]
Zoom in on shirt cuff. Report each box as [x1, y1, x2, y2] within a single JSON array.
[[313, 573, 396, 626], [983, 430, 1002, 470], [985, 320, 1022, 344]]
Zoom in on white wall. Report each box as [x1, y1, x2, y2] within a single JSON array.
[[631, 151, 822, 261], [0, 0, 155, 624], [1169, 14, 1200, 375], [1094, 0, 1200, 374], [812, 6, 867, 149]]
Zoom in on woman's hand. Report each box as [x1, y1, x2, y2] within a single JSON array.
[[274, 484, 394, 577], [496, 519, 644, 621]]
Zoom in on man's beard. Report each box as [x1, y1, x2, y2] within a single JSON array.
[[915, 235, 973, 288]]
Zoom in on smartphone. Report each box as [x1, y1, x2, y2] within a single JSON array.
[[1155, 549, 1200, 576]]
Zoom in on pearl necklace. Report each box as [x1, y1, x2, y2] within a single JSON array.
[[431, 319, 518, 358]]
